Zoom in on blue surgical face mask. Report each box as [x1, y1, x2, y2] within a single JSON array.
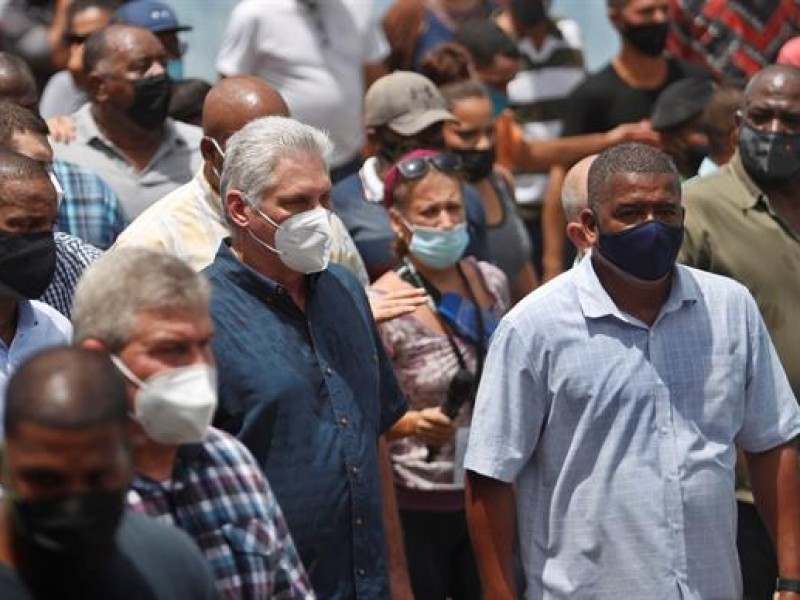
[[484, 85, 509, 118], [402, 218, 469, 270], [167, 59, 184, 81], [596, 219, 684, 281]]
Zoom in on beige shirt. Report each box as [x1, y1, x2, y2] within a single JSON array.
[[680, 152, 800, 400], [114, 170, 369, 285]]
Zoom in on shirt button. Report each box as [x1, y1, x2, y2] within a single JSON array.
[[355, 517, 363, 526], [339, 416, 349, 426], [350, 466, 359, 475], [325, 366, 333, 377], [660, 426, 669, 436], [357, 568, 366, 577]]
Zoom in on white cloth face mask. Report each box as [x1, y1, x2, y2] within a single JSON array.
[[247, 204, 333, 274], [111, 356, 218, 445]]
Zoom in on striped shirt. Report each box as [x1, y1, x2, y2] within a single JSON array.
[[465, 256, 800, 599], [128, 427, 314, 600], [507, 18, 585, 206]]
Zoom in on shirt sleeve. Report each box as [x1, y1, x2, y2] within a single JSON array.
[[329, 213, 370, 286], [216, 3, 259, 76], [736, 291, 800, 453], [464, 317, 546, 482]]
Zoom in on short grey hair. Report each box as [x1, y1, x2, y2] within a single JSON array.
[[72, 248, 211, 352], [220, 116, 333, 207]]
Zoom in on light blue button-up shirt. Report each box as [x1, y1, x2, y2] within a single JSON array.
[[465, 256, 800, 600]]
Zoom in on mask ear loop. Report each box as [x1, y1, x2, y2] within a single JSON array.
[[109, 355, 146, 388]]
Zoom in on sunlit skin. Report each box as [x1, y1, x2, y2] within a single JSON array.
[[475, 54, 520, 95], [10, 131, 53, 164], [443, 96, 495, 152]]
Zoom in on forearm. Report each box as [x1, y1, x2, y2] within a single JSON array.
[[540, 166, 567, 282], [465, 471, 517, 599], [379, 437, 414, 599], [746, 440, 800, 578], [517, 132, 616, 172]]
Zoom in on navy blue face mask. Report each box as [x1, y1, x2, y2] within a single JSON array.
[[596, 219, 684, 281]]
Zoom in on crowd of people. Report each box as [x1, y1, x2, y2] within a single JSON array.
[[0, 0, 798, 599]]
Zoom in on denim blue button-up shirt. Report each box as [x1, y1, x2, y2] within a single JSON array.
[[205, 241, 407, 599]]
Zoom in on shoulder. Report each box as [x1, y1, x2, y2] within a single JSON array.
[[27, 300, 73, 339], [677, 264, 754, 305], [202, 427, 262, 469], [682, 166, 742, 210], [55, 232, 102, 264], [553, 17, 583, 50], [117, 511, 216, 582], [371, 269, 410, 294], [668, 57, 712, 79], [169, 120, 203, 151], [324, 263, 369, 299]]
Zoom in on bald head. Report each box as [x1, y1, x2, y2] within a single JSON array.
[[83, 23, 162, 75], [745, 64, 800, 100], [5, 347, 128, 438], [202, 76, 290, 143], [0, 52, 37, 109], [562, 155, 597, 222]]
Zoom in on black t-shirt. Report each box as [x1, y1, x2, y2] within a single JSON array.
[[561, 57, 711, 136], [0, 511, 220, 599]]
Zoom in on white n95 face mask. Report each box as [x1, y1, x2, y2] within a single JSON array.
[[248, 204, 333, 274], [111, 356, 218, 445]]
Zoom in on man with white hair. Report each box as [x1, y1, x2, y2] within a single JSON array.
[[205, 116, 408, 599], [72, 247, 313, 599]]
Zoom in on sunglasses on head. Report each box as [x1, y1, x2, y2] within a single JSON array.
[[383, 151, 463, 208], [395, 153, 462, 180]]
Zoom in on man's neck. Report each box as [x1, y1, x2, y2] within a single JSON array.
[[591, 252, 671, 327], [134, 436, 179, 483], [91, 105, 163, 170], [232, 238, 308, 311], [0, 298, 19, 347], [613, 44, 668, 89]]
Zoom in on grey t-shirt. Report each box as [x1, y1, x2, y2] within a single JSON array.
[[0, 510, 220, 599], [39, 71, 88, 118]]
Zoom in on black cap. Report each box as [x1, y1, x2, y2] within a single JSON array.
[[651, 77, 715, 131]]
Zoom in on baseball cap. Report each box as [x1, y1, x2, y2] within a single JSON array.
[[651, 77, 715, 131], [364, 71, 455, 136], [113, 0, 192, 33]]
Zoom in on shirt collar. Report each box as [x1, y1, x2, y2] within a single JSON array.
[[575, 252, 699, 325], [73, 104, 188, 155], [359, 156, 385, 203], [211, 239, 322, 303], [725, 151, 766, 210]]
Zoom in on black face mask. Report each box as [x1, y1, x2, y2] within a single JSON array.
[[126, 74, 172, 128], [739, 123, 800, 184], [510, 0, 548, 28], [454, 147, 496, 182], [0, 230, 56, 300], [12, 490, 125, 599], [621, 21, 669, 57]]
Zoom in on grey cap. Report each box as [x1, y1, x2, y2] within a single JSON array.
[[364, 71, 455, 136]]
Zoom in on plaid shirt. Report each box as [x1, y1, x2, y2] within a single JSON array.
[[127, 427, 314, 600], [39, 232, 102, 319], [52, 159, 127, 250]]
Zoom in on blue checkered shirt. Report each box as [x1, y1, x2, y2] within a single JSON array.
[[52, 159, 127, 250], [127, 427, 314, 599], [39, 232, 102, 319], [465, 256, 800, 599]]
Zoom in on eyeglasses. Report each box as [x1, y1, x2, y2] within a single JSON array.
[[383, 152, 463, 208]]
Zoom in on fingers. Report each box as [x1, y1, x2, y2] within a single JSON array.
[[415, 408, 457, 446], [46, 116, 77, 144], [369, 288, 427, 324]]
